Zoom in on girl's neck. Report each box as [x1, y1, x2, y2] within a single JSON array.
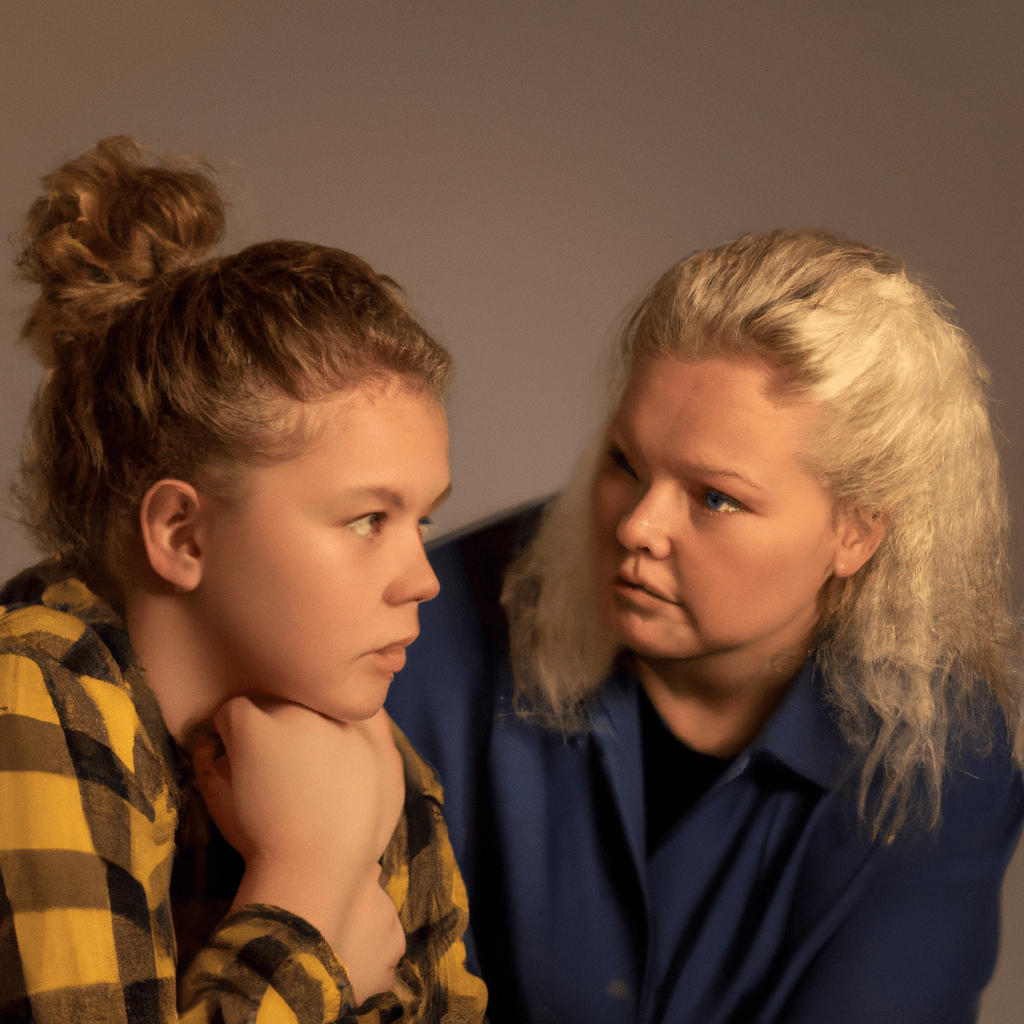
[[123, 584, 228, 743]]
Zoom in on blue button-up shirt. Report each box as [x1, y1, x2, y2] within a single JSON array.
[[387, 520, 1024, 1024]]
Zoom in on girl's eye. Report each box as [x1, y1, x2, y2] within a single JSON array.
[[609, 447, 637, 478], [349, 512, 386, 538], [418, 518, 434, 541], [703, 490, 743, 514]]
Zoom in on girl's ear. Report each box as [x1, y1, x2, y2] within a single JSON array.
[[832, 508, 889, 579], [139, 479, 206, 592]]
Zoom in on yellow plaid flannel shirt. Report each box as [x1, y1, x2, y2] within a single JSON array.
[[0, 562, 487, 1023]]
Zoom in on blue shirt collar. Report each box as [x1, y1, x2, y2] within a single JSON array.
[[748, 656, 850, 790], [596, 656, 851, 794]]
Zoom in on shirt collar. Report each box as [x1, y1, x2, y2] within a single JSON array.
[[745, 656, 850, 790], [596, 656, 851, 794]]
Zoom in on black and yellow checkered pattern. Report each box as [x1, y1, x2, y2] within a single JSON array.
[[0, 562, 487, 1023]]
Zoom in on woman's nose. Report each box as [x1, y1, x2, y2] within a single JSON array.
[[615, 487, 672, 560]]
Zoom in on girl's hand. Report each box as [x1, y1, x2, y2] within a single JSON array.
[[193, 699, 406, 1002], [335, 863, 407, 1004]]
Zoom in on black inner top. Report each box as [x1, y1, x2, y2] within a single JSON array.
[[640, 684, 731, 855]]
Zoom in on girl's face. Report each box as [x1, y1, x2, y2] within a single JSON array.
[[593, 355, 863, 687], [190, 383, 450, 722]]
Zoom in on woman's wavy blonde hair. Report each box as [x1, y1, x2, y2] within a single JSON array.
[[503, 229, 1022, 842], [12, 136, 451, 584]]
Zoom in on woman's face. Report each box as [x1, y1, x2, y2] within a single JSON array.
[[190, 382, 450, 722], [593, 355, 859, 687]]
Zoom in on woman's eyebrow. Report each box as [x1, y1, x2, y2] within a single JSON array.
[[609, 419, 764, 492], [683, 462, 765, 493]]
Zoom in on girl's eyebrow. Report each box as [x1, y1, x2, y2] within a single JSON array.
[[430, 482, 454, 512], [345, 487, 406, 510], [344, 482, 453, 513]]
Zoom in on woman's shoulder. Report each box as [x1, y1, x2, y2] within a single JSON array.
[[938, 703, 1024, 844]]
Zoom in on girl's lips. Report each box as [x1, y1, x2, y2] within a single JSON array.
[[372, 648, 408, 675], [375, 637, 416, 655], [370, 636, 416, 675]]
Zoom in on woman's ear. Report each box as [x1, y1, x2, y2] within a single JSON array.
[[139, 479, 206, 592], [832, 508, 889, 579]]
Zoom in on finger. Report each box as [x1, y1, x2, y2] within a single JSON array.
[[214, 694, 263, 756], [194, 752, 232, 805], [191, 737, 218, 778]]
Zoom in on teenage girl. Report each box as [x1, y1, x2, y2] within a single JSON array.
[[0, 136, 486, 1024]]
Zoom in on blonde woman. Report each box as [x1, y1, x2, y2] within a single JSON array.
[[388, 230, 1024, 1024]]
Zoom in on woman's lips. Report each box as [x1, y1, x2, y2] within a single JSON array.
[[614, 574, 678, 605]]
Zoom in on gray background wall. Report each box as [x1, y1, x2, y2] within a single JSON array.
[[1, 1, 1020, 1016]]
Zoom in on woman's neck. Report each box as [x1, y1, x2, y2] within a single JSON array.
[[635, 646, 808, 758]]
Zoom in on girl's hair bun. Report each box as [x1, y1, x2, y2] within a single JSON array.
[[15, 135, 226, 364]]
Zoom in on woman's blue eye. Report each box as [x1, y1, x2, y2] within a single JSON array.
[[418, 518, 434, 540], [703, 490, 741, 513], [350, 512, 386, 538], [609, 448, 637, 478]]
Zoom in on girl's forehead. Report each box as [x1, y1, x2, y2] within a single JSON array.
[[269, 380, 441, 450], [210, 383, 449, 505]]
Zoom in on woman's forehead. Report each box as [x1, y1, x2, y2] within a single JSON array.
[[616, 355, 822, 480]]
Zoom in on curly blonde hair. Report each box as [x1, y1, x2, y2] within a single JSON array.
[[13, 136, 451, 581], [503, 229, 1022, 841]]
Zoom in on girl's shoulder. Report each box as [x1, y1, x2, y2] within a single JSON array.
[[0, 561, 179, 810]]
